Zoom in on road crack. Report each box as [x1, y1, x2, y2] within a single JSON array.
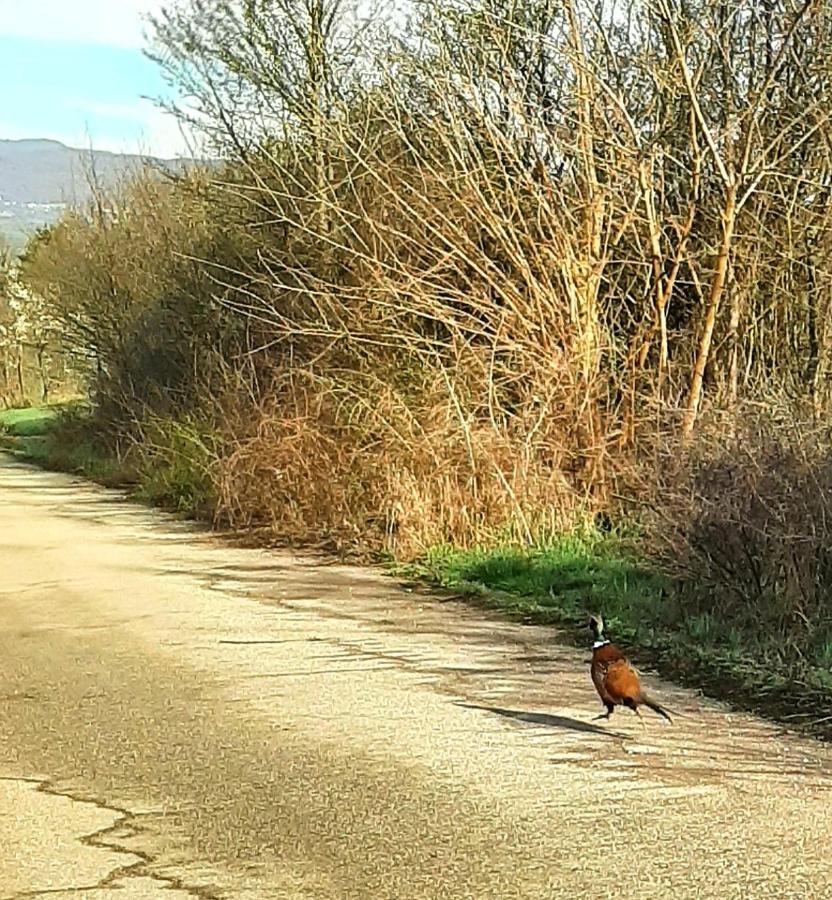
[[0, 775, 221, 899]]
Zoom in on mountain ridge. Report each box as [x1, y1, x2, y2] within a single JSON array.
[[0, 138, 191, 249]]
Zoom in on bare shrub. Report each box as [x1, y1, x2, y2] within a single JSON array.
[[644, 405, 832, 646]]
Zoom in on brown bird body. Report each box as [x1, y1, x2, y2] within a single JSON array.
[[588, 615, 672, 724]]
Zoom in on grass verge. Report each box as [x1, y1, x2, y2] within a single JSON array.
[[408, 538, 832, 739], [0, 403, 133, 487], [0, 406, 60, 437], [0, 405, 215, 517]]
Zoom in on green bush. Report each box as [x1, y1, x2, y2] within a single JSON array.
[[133, 416, 220, 517]]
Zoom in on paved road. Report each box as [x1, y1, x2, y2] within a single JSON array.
[[1, 458, 831, 898]]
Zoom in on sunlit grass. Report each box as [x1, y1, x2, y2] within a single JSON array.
[[0, 405, 58, 437], [410, 534, 832, 737]]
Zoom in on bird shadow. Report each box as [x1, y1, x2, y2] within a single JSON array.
[[457, 702, 627, 739]]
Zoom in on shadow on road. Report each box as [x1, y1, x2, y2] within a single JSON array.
[[456, 702, 626, 738]]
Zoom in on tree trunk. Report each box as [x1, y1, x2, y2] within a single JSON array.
[[726, 278, 741, 406], [37, 346, 49, 404], [16, 343, 25, 403], [0, 349, 9, 402], [682, 183, 738, 439]]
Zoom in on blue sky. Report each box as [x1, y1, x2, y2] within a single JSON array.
[[0, 0, 192, 157]]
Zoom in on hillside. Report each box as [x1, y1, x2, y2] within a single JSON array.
[[0, 139, 187, 249]]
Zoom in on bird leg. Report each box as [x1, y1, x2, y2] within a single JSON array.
[[594, 702, 615, 721]]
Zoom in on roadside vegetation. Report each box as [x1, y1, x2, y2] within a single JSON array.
[[417, 534, 832, 734], [3, 0, 832, 732], [0, 405, 56, 437]]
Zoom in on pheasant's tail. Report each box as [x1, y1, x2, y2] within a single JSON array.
[[641, 694, 674, 724]]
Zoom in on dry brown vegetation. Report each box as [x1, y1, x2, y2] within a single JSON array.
[[15, 0, 832, 579]]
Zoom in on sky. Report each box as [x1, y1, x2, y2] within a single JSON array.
[[0, 0, 193, 158]]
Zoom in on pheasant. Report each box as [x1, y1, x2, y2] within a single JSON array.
[[588, 615, 672, 724]]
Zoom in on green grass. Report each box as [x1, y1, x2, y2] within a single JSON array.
[[409, 536, 666, 652], [409, 535, 832, 739], [135, 417, 217, 514], [0, 405, 59, 437], [0, 405, 216, 518], [0, 403, 129, 486], [415, 535, 662, 633]]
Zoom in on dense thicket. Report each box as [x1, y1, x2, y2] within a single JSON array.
[[18, 0, 832, 595]]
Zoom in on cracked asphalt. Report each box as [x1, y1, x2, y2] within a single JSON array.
[[1, 458, 832, 898], [0, 775, 186, 897]]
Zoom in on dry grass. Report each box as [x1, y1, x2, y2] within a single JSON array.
[[215, 368, 588, 557]]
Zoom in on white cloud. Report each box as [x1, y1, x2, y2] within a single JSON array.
[[129, 100, 201, 158], [0, 0, 165, 48], [77, 101, 198, 158], [0, 101, 197, 159]]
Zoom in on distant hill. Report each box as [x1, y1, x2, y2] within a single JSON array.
[[0, 139, 190, 250]]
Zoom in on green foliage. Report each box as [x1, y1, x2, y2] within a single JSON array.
[[133, 416, 219, 517], [2, 405, 218, 517], [0, 403, 126, 484], [18, 170, 251, 430]]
